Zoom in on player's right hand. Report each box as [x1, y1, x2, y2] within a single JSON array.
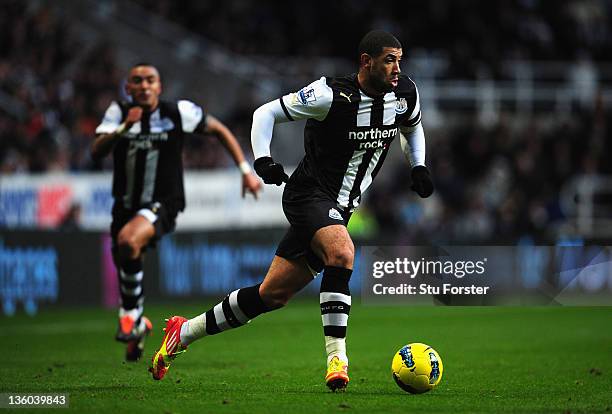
[[116, 106, 143, 136], [254, 156, 289, 186], [126, 106, 143, 125]]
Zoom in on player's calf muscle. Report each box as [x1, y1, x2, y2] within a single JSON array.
[[258, 256, 314, 309], [258, 287, 291, 310]]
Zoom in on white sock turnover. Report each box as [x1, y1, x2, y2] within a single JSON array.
[[325, 335, 348, 364], [179, 313, 207, 346]]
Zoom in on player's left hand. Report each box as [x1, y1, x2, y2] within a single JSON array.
[[242, 172, 262, 199], [410, 166, 434, 198]]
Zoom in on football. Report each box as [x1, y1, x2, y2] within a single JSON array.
[[391, 343, 443, 394]]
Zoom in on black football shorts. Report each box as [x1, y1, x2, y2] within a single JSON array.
[[110, 200, 178, 251], [276, 191, 352, 274]]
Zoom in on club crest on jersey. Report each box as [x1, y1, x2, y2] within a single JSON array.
[[395, 97, 408, 114], [148, 117, 175, 133], [158, 117, 175, 131], [296, 87, 317, 106], [328, 208, 343, 221]]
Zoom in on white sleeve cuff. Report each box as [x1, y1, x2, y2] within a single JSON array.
[[137, 208, 158, 224], [239, 161, 252, 174]]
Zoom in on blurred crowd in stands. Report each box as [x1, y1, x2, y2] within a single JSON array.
[[0, 2, 121, 172], [357, 101, 610, 243], [1, 0, 611, 243], [135, 0, 612, 77]]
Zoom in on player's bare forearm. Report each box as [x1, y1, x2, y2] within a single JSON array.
[[204, 115, 247, 165], [203, 114, 262, 197], [91, 133, 120, 160]]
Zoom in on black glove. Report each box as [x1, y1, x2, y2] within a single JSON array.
[[410, 165, 434, 198], [254, 156, 289, 186]]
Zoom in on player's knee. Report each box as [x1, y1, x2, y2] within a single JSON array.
[[325, 245, 354, 268], [116, 233, 140, 260]]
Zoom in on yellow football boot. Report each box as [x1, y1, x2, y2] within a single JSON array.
[[325, 356, 349, 391]]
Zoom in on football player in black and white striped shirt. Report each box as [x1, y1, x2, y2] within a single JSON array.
[[93, 63, 262, 362], [150, 31, 433, 390]]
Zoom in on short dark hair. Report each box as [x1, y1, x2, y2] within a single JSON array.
[[358, 30, 402, 58], [128, 62, 161, 80], [130, 62, 157, 70]]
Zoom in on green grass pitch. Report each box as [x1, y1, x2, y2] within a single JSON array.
[[2, 301, 611, 413]]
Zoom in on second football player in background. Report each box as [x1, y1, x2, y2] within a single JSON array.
[[92, 63, 261, 362]]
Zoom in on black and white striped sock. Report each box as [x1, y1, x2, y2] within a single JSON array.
[[320, 266, 352, 363], [180, 284, 269, 345], [118, 257, 144, 321]]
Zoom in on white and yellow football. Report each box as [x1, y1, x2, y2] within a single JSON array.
[[391, 343, 443, 394]]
